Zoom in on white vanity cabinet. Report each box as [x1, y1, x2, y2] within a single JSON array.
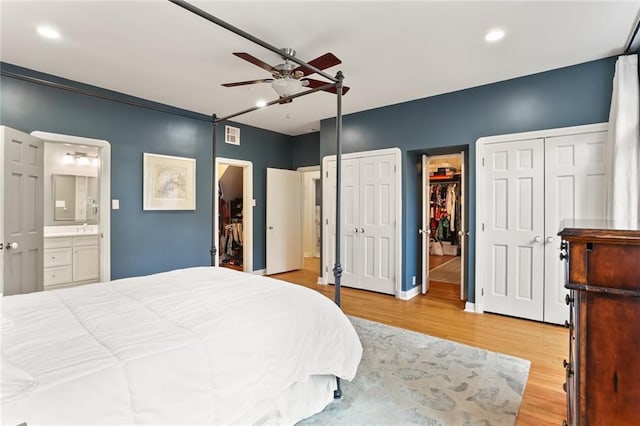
[[44, 235, 99, 289]]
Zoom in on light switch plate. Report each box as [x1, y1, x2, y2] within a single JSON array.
[[112, 199, 120, 210]]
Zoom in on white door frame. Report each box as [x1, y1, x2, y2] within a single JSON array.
[[297, 165, 321, 258], [421, 154, 430, 294], [214, 157, 253, 273], [422, 151, 466, 297], [31, 131, 111, 283], [321, 147, 402, 297], [474, 122, 608, 314]]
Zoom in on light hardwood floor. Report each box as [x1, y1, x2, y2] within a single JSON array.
[[271, 257, 568, 425]]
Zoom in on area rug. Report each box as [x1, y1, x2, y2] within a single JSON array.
[[429, 256, 461, 284], [299, 316, 530, 425]]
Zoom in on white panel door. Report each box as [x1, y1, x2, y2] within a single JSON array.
[[482, 138, 544, 321], [324, 157, 363, 286], [543, 131, 608, 324], [358, 153, 396, 294], [266, 168, 303, 274], [2, 126, 44, 295], [324, 152, 398, 294]]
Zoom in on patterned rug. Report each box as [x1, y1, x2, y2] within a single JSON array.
[[300, 316, 530, 425]]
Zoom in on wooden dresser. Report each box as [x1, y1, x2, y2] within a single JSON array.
[[558, 220, 640, 426]]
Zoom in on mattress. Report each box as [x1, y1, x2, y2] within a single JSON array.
[[1, 266, 362, 424]]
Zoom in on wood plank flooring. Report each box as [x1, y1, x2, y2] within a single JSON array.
[[271, 257, 568, 425]]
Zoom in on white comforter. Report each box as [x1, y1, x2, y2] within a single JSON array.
[[1, 267, 362, 425]]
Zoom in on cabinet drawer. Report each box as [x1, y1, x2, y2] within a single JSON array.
[[44, 248, 72, 267], [44, 265, 72, 286], [44, 237, 73, 249], [73, 235, 98, 247]]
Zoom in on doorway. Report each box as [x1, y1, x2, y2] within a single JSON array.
[[298, 166, 321, 272], [214, 158, 253, 273], [33, 131, 111, 287], [421, 151, 467, 302]]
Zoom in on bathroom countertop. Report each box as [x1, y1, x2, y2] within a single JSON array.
[[44, 225, 99, 238]]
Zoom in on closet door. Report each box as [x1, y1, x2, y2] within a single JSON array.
[[340, 158, 360, 287], [482, 138, 544, 321], [543, 131, 608, 324], [323, 151, 398, 295], [358, 154, 396, 295]]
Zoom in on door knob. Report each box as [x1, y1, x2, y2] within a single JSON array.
[[354, 228, 359, 233], [360, 228, 364, 234], [546, 236, 554, 244], [268, 226, 273, 230], [534, 236, 542, 243], [5, 242, 18, 250]]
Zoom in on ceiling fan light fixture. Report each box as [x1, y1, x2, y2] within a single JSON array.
[[271, 77, 302, 97]]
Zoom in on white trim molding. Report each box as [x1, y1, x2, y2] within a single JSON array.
[[399, 285, 420, 300]]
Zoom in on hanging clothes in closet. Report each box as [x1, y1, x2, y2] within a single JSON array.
[[429, 179, 460, 249]]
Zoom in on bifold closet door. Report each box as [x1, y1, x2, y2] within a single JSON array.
[[482, 138, 545, 321], [324, 153, 397, 295], [543, 131, 608, 324]]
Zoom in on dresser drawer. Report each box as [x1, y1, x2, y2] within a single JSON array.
[[44, 265, 73, 286], [44, 248, 72, 267], [44, 237, 73, 249]]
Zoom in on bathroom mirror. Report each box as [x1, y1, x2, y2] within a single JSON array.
[[53, 174, 99, 223]]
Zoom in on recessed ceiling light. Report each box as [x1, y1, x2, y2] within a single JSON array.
[[37, 26, 61, 40], [485, 28, 505, 43], [256, 100, 267, 108]]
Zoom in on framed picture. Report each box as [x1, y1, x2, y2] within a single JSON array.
[[143, 153, 196, 210]]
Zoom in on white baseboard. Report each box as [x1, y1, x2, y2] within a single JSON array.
[[252, 269, 266, 275], [464, 302, 477, 313], [399, 285, 420, 300]]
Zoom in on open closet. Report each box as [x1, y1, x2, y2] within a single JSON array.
[[218, 165, 244, 270], [421, 153, 465, 298]]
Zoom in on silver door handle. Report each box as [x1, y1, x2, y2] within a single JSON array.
[[5, 242, 18, 250], [546, 236, 554, 244], [534, 236, 542, 243], [360, 228, 365, 234], [354, 228, 359, 233], [457, 230, 469, 236]]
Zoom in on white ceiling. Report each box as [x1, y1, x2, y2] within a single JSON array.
[[1, 1, 639, 136]]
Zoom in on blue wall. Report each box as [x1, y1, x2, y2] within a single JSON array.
[[320, 57, 616, 300], [291, 131, 320, 168], [1, 63, 293, 278]]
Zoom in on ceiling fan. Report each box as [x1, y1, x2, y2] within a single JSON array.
[[222, 48, 350, 101]]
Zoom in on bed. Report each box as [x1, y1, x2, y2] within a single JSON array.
[[1, 267, 362, 425]]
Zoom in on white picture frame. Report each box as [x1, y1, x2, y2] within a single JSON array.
[[143, 153, 196, 210]]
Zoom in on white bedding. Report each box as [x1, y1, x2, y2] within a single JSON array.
[[1, 266, 362, 425]]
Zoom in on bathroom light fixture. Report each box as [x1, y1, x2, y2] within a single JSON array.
[[64, 152, 99, 165]]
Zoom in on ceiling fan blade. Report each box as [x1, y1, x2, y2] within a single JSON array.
[[233, 52, 277, 73], [294, 53, 342, 76], [303, 78, 350, 95], [222, 78, 274, 87]]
